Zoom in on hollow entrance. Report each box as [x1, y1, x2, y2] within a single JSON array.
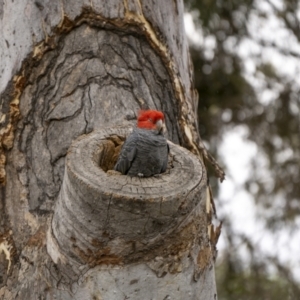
[[96, 135, 125, 172]]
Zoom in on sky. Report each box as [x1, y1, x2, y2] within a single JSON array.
[[184, 0, 300, 281]]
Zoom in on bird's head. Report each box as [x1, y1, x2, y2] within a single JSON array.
[[137, 110, 165, 133]]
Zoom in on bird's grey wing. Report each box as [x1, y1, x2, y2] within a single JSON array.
[[114, 134, 137, 174], [161, 142, 169, 173]]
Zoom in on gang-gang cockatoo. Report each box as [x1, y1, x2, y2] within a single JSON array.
[[114, 110, 169, 177]]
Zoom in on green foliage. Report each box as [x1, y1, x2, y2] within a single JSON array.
[[185, 0, 300, 297], [217, 260, 297, 300]]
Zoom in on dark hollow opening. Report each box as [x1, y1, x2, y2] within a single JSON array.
[[95, 135, 126, 172]]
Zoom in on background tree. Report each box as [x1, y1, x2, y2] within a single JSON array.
[[0, 0, 220, 299], [184, 0, 300, 298]]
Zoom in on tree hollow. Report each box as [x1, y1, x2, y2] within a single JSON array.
[[48, 126, 206, 273]]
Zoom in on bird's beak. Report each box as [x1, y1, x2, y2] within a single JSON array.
[[156, 119, 164, 133]]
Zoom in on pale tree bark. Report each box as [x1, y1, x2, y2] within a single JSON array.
[[0, 0, 221, 299]]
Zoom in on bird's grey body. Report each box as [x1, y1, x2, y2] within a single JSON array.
[[114, 127, 169, 177]]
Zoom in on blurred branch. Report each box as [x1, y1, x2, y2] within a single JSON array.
[[252, 37, 300, 58]]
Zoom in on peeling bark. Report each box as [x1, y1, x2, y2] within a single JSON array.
[[0, 0, 219, 299]]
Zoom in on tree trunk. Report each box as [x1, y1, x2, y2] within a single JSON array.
[[0, 1, 219, 299]]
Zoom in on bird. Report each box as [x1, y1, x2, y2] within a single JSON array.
[[114, 110, 169, 177]]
